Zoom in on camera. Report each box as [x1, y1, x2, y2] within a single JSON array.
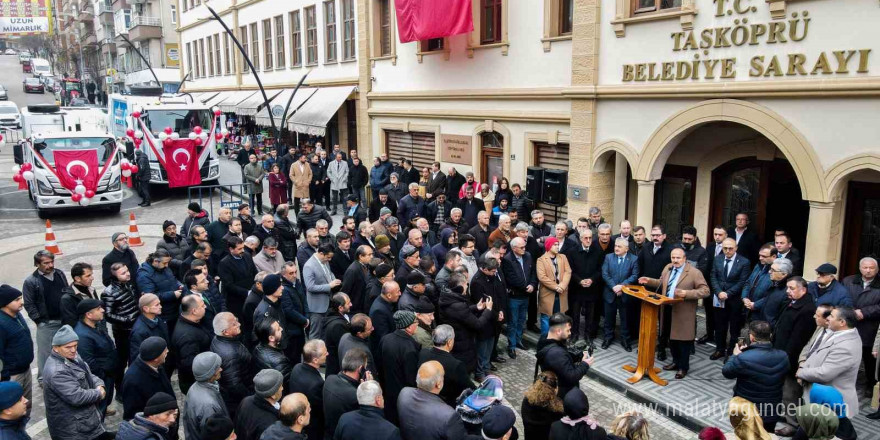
[[566, 339, 590, 359]]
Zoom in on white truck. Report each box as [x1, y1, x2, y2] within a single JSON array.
[[108, 89, 221, 185], [31, 58, 51, 77], [13, 104, 123, 218]]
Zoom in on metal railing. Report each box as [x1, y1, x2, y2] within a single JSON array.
[[128, 16, 161, 29], [187, 184, 250, 220]]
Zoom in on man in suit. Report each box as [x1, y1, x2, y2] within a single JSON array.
[[699, 226, 729, 344], [637, 225, 673, 358], [601, 237, 639, 351], [638, 247, 710, 378], [341, 245, 373, 314], [565, 229, 604, 343], [218, 237, 258, 317], [774, 232, 803, 276], [287, 339, 327, 440], [798, 307, 862, 434], [502, 237, 537, 358], [727, 213, 760, 264], [425, 161, 446, 203], [709, 237, 752, 360], [303, 244, 342, 340], [771, 276, 817, 436]]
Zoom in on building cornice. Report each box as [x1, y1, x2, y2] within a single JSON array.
[[182, 76, 359, 92], [367, 108, 570, 123], [368, 87, 569, 101], [563, 77, 880, 99]]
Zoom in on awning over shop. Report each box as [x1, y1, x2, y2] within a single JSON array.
[[215, 90, 258, 113], [190, 91, 219, 104], [287, 86, 356, 136], [235, 89, 283, 116], [254, 87, 318, 127]]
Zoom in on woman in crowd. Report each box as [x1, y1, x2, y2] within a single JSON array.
[[727, 397, 771, 440], [494, 177, 512, 207], [522, 371, 565, 440], [267, 163, 288, 214]]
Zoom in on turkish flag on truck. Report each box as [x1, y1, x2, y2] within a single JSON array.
[[162, 140, 202, 188], [54, 149, 100, 192], [395, 0, 473, 43]]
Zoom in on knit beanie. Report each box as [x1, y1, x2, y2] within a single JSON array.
[[192, 352, 222, 382], [482, 405, 517, 439], [111, 232, 125, 244], [394, 310, 416, 330], [379, 207, 392, 216], [201, 416, 235, 440], [188, 202, 202, 212], [261, 274, 282, 297], [0, 382, 24, 411], [143, 392, 178, 416], [374, 235, 390, 249], [544, 237, 559, 252], [374, 263, 393, 279], [253, 369, 284, 398], [414, 297, 435, 314], [139, 336, 168, 361], [52, 325, 79, 346], [162, 220, 176, 231], [406, 271, 426, 286], [0, 284, 22, 308]]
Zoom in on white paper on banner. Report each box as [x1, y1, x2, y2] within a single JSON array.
[[0, 17, 49, 34]]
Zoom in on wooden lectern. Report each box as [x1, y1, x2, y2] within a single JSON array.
[[621, 285, 682, 386]]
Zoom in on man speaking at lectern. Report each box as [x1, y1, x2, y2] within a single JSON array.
[[638, 247, 710, 379]]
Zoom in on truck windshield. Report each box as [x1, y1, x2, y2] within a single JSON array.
[[143, 109, 213, 137], [33, 138, 116, 166]]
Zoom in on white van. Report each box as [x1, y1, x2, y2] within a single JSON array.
[[31, 58, 51, 77]]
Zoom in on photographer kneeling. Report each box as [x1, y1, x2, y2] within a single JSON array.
[[536, 313, 594, 398]]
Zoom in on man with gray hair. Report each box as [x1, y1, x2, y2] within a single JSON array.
[[339, 313, 378, 379], [397, 182, 426, 227], [489, 214, 512, 244], [441, 207, 469, 236], [418, 324, 470, 406], [323, 348, 369, 439], [587, 206, 605, 236], [288, 339, 327, 440], [334, 380, 400, 440], [601, 237, 639, 351], [841, 256, 880, 394], [397, 360, 470, 440], [210, 312, 253, 419], [243, 235, 261, 256], [252, 237, 285, 274]]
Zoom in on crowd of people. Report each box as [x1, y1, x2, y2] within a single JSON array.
[[1, 151, 879, 440]]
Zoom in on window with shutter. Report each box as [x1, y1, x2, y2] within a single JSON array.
[[385, 130, 436, 171]]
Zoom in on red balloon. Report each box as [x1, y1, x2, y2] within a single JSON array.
[[194, 138, 203, 147], [84, 189, 96, 198], [126, 129, 134, 137], [20, 163, 32, 172], [0, 134, 4, 142], [164, 126, 173, 135], [133, 138, 142, 146], [193, 126, 203, 134], [215, 133, 223, 141], [213, 109, 222, 116], [132, 111, 141, 119], [121, 162, 131, 170], [130, 165, 139, 174], [70, 193, 82, 202], [12, 173, 21, 183]]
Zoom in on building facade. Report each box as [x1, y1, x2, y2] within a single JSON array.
[[178, 0, 361, 148], [358, 0, 880, 276]]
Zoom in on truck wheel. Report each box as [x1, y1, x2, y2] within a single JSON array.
[[37, 208, 49, 219], [108, 203, 121, 214]]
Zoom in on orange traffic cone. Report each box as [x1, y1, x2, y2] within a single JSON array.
[[128, 213, 144, 247], [44, 220, 63, 255]]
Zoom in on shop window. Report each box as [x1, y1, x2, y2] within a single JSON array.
[[305, 6, 318, 65], [481, 0, 502, 44], [263, 19, 273, 70], [386, 130, 436, 170], [290, 10, 302, 67], [275, 16, 285, 68], [325, 1, 338, 62]]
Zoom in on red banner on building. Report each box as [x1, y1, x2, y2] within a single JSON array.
[[162, 140, 202, 188], [395, 0, 473, 43]]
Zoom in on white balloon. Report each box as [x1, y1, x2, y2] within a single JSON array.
[[199, 132, 208, 141], [158, 132, 168, 141], [122, 169, 132, 177], [135, 130, 144, 139], [75, 184, 86, 195], [120, 158, 130, 165], [220, 128, 229, 136], [12, 165, 20, 173], [22, 171, 34, 181], [79, 197, 91, 206], [171, 132, 180, 140], [188, 132, 197, 140]]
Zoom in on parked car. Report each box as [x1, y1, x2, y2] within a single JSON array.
[[18, 51, 31, 64], [4, 48, 16, 55], [23, 78, 44, 94], [0, 85, 7, 100], [0, 102, 21, 129], [67, 97, 90, 107]]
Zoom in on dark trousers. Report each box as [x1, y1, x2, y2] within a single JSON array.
[[585, 299, 602, 340], [98, 373, 114, 418], [136, 180, 150, 203], [864, 345, 878, 389], [626, 295, 641, 342], [603, 296, 630, 342], [330, 189, 347, 213], [249, 192, 264, 214], [703, 297, 715, 338], [568, 293, 591, 341], [164, 318, 178, 379], [713, 297, 744, 354], [670, 340, 692, 371], [285, 334, 305, 366], [111, 325, 131, 393], [286, 180, 293, 202], [528, 290, 538, 330], [294, 197, 303, 213], [659, 305, 672, 350], [323, 181, 332, 206]]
